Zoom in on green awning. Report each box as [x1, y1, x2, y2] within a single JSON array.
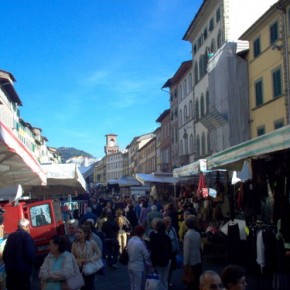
[[207, 125, 290, 171]]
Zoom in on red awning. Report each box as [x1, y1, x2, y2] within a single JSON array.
[[0, 121, 47, 188]]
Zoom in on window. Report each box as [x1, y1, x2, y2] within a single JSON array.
[[257, 126, 265, 136], [270, 21, 279, 44], [211, 39, 216, 54], [179, 85, 182, 101], [183, 79, 187, 97], [199, 57, 204, 79], [30, 204, 51, 227], [255, 79, 263, 106], [184, 138, 188, 155], [200, 94, 205, 117], [209, 18, 214, 32], [179, 109, 183, 126], [207, 132, 211, 153], [194, 62, 198, 85], [217, 29, 222, 48], [190, 134, 194, 154], [196, 135, 200, 157], [272, 67, 282, 98], [195, 99, 199, 121], [274, 119, 284, 129], [188, 73, 192, 92], [193, 44, 197, 55], [204, 28, 208, 40], [184, 105, 187, 123], [180, 140, 183, 155], [216, 7, 221, 22], [189, 100, 193, 119], [206, 90, 209, 113], [201, 132, 206, 156], [253, 37, 261, 57]]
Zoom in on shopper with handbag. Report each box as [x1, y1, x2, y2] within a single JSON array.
[[183, 215, 202, 290], [71, 225, 102, 290], [148, 219, 172, 290], [127, 225, 152, 290], [39, 235, 85, 290]]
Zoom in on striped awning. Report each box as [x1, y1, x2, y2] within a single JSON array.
[[207, 125, 290, 171]]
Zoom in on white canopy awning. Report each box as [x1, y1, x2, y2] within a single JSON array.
[[24, 163, 87, 197], [173, 159, 207, 178], [41, 163, 87, 190], [207, 125, 290, 171], [136, 173, 180, 184], [117, 176, 141, 187], [0, 122, 47, 188], [107, 176, 141, 187]]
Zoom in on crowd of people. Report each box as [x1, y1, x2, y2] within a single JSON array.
[[1, 191, 289, 290]]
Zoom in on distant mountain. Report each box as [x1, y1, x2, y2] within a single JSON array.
[[57, 147, 94, 163]]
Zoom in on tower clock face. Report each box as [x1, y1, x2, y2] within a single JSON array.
[[109, 138, 115, 147]]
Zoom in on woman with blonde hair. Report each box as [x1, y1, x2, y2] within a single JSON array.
[[115, 207, 131, 254]]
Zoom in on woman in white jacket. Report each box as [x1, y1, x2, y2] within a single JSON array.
[[127, 225, 152, 290], [183, 215, 202, 290], [39, 235, 77, 290]]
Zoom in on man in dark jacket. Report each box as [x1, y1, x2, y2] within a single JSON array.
[[3, 218, 36, 290]]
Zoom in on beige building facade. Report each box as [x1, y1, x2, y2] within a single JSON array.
[[240, 0, 290, 137]]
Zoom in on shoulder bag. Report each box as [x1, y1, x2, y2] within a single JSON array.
[[66, 255, 85, 290], [145, 271, 161, 290], [83, 258, 104, 276]]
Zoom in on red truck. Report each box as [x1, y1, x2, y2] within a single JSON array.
[[1, 199, 65, 261]]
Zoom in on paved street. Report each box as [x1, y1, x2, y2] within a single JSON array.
[[32, 256, 274, 290]]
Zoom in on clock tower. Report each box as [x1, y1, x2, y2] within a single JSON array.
[[104, 134, 119, 155]]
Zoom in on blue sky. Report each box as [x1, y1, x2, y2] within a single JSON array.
[[0, 0, 202, 159]]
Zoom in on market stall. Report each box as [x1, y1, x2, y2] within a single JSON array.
[[135, 172, 181, 202]]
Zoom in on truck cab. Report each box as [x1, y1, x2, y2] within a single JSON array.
[[1, 199, 65, 259]]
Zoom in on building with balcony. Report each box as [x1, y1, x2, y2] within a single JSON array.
[[162, 61, 194, 168], [183, 0, 278, 156]]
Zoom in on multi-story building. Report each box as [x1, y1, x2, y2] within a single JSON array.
[[0, 70, 21, 131], [163, 61, 194, 168], [154, 127, 161, 172], [240, 0, 290, 137], [128, 133, 155, 176], [156, 109, 172, 172], [122, 151, 129, 177], [138, 135, 156, 174], [94, 157, 107, 185], [106, 150, 125, 181], [182, 0, 278, 157]]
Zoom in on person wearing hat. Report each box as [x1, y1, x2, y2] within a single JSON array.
[[127, 225, 152, 290]]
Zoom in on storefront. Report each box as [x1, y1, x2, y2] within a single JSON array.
[[207, 125, 290, 224]]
